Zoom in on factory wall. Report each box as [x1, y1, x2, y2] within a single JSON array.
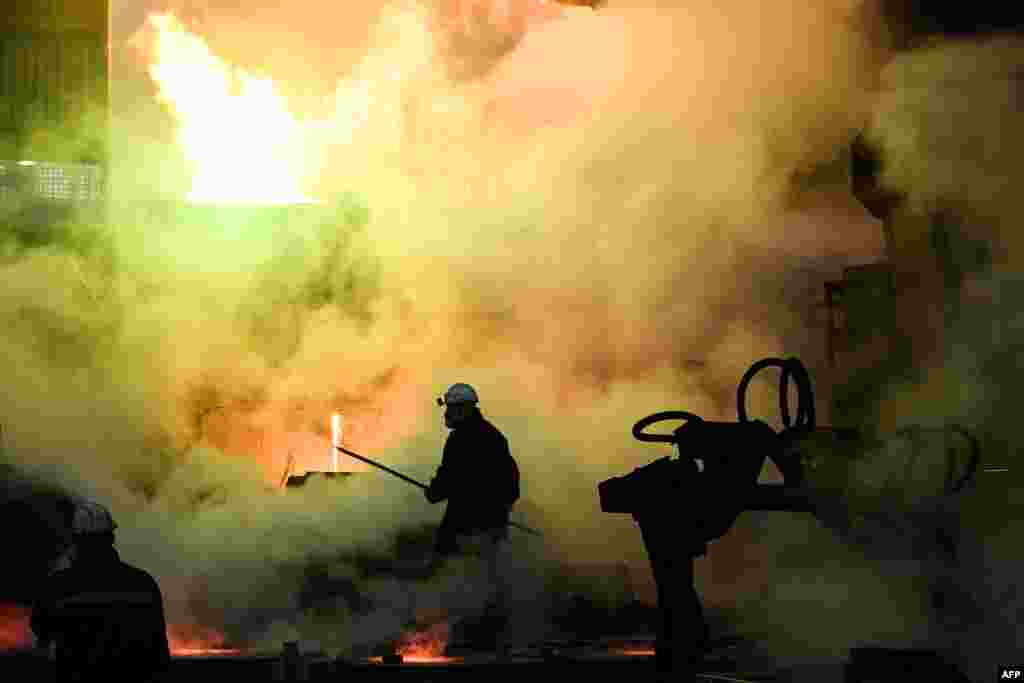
[[0, 0, 109, 165]]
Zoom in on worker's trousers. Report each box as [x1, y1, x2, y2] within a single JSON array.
[[452, 530, 506, 613]]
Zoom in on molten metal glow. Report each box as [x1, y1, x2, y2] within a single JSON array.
[[396, 621, 456, 663], [167, 623, 240, 657], [172, 646, 243, 657], [0, 605, 245, 656], [370, 654, 461, 665], [398, 653, 460, 664], [605, 637, 657, 657], [145, 13, 312, 205], [0, 604, 33, 651]]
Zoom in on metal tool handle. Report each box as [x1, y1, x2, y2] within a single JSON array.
[[336, 445, 429, 489], [334, 446, 542, 537]]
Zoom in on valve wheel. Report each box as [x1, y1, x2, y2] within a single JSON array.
[[632, 411, 704, 443]]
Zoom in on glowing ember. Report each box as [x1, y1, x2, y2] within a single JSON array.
[[369, 653, 461, 665], [167, 623, 240, 657], [0, 604, 33, 651], [171, 646, 243, 657], [398, 653, 459, 664], [606, 638, 657, 657], [143, 13, 313, 205]]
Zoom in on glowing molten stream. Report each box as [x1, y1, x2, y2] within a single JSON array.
[[167, 623, 241, 657], [144, 13, 312, 205], [0, 604, 33, 651]]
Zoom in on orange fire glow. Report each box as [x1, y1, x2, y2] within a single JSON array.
[[0, 607, 245, 656], [167, 623, 241, 657], [0, 604, 33, 651], [607, 638, 656, 657], [376, 621, 456, 664]]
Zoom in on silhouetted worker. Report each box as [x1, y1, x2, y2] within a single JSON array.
[[425, 383, 519, 647], [426, 383, 520, 554], [31, 500, 171, 682]]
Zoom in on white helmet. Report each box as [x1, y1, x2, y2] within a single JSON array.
[[441, 383, 479, 406], [71, 500, 117, 535]]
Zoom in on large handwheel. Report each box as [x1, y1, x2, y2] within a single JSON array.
[[736, 357, 815, 432], [632, 411, 704, 443]]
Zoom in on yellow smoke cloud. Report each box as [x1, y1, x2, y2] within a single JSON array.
[[2, 0, 900, 659]]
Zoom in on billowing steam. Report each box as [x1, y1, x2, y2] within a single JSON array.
[[0, 0, 953, 667], [848, 34, 1024, 682]]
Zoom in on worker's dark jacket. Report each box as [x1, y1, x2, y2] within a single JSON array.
[[31, 543, 171, 682], [426, 411, 519, 553]]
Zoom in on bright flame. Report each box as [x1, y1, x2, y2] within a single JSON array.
[[167, 623, 241, 657], [139, 4, 597, 206], [0, 604, 33, 651], [144, 13, 312, 205], [331, 413, 344, 473]]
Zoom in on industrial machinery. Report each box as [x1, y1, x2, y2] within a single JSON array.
[[283, 414, 360, 488], [599, 357, 817, 530], [600, 356, 980, 535], [598, 356, 981, 680], [597, 358, 817, 677]]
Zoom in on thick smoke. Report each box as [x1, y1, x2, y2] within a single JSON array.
[[846, 35, 1024, 681], [1, 0, 911, 662]]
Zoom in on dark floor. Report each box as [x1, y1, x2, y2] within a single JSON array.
[[1, 647, 784, 683], [1, 641, 974, 682]]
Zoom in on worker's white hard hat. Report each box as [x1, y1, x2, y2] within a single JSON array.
[[71, 500, 117, 535], [441, 383, 479, 406]]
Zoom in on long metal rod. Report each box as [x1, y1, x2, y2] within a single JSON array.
[[335, 445, 542, 537], [336, 445, 430, 490]]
